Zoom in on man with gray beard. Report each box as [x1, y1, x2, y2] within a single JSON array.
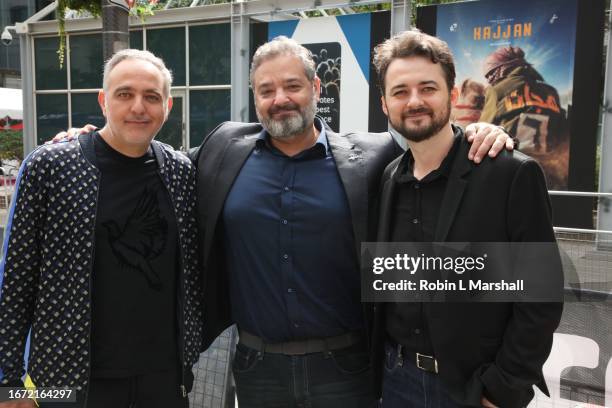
[[193, 36, 513, 408]]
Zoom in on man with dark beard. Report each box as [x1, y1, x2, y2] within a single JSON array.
[[193, 36, 514, 408], [372, 29, 562, 408]]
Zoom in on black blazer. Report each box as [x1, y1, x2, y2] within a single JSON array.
[[191, 121, 403, 350], [372, 131, 563, 408]]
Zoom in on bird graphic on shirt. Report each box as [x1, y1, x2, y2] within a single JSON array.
[[102, 186, 168, 290]]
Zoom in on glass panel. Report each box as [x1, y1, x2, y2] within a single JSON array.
[[156, 96, 183, 150], [36, 94, 68, 145], [147, 27, 186, 86], [35, 37, 67, 90], [71, 93, 105, 130], [70, 34, 103, 89], [189, 90, 230, 147], [36, 0, 54, 12], [189, 24, 230, 85], [10, 6, 28, 25], [36, 0, 56, 20], [129, 30, 143, 50]]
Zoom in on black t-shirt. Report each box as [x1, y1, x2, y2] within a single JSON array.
[[90, 132, 179, 378]]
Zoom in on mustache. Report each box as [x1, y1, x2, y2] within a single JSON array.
[[401, 107, 432, 119], [269, 103, 300, 115]]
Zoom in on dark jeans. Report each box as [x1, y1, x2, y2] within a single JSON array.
[[382, 342, 465, 408], [232, 342, 376, 408], [38, 368, 189, 408]]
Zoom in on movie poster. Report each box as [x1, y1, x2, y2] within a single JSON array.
[[424, 0, 577, 189]]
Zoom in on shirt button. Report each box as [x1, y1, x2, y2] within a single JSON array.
[[284, 186, 290, 191], [287, 288, 294, 293], [412, 218, 419, 224], [414, 328, 421, 335], [294, 323, 300, 328], [414, 183, 420, 189], [283, 254, 289, 260], [282, 219, 288, 225]]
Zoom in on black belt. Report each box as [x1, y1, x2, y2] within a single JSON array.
[[238, 330, 363, 355], [392, 342, 438, 374]]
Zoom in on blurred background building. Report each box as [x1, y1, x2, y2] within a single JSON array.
[[0, 0, 53, 88]]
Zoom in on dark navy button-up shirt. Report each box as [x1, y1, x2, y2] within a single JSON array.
[[222, 119, 364, 342]]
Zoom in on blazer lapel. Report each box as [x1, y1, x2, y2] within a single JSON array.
[[434, 139, 473, 241], [378, 175, 397, 241], [204, 135, 257, 261], [327, 131, 368, 257]]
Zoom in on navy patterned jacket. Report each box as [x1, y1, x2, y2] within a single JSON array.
[[0, 133, 203, 392]]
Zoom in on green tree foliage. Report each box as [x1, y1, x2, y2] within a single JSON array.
[[349, 1, 457, 25], [150, 0, 454, 16], [56, 0, 102, 66], [410, 0, 457, 24], [153, 0, 227, 8], [0, 131, 24, 161], [351, 4, 391, 13]]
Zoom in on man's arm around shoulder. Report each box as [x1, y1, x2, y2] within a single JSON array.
[[186, 121, 257, 165]]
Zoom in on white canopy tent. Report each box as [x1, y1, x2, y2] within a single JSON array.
[[0, 88, 23, 120]]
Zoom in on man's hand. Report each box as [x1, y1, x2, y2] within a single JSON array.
[[0, 399, 37, 408], [465, 122, 514, 164], [48, 124, 97, 144], [481, 396, 497, 408]]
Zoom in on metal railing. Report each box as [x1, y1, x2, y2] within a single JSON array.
[[547, 190, 612, 236], [532, 230, 612, 407], [549, 191, 612, 198]]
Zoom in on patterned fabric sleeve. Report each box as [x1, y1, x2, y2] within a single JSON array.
[[184, 163, 204, 359], [0, 150, 47, 386], [170, 151, 204, 367]]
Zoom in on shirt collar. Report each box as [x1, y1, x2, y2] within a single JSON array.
[[256, 117, 329, 156], [394, 126, 462, 183]]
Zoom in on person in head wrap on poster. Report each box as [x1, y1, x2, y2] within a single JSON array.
[[451, 78, 486, 128], [479, 46, 567, 154]]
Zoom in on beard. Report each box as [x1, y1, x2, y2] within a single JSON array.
[[256, 97, 317, 140], [390, 99, 451, 142]]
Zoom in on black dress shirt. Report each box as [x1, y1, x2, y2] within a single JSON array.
[[386, 131, 462, 354], [222, 119, 364, 342]]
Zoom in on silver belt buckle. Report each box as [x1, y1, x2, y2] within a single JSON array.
[[416, 352, 439, 373]]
